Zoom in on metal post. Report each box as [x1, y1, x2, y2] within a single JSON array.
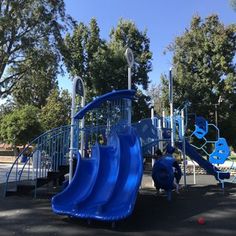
[[128, 67, 132, 124], [69, 83, 76, 183], [151, 104, 155, 167], [215, 104, 218, 127], [169, 68, 174, 146], [128, 67, 131, 90], [158, 119, 163, 152], [162, 110, 166, 128], [193, 161, 196, 184], [69, 76, 85, 184], [151, 105, 155, 188], [80, 94, 86, 157], [181, 109, 187, 187], [125, 48, 134, 125]]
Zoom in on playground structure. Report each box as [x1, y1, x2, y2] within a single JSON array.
[[3, 86, 236, 221], [2, 64, 236, 222]]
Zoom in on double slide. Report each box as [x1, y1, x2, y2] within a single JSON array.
[[52, 127, 143, 221]]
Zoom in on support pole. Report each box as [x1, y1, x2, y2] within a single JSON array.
[[80, 94, 86, 157], [128, 67, 132, 124], [169, 68, 174, 146], [181, 109, 187, 187], [69, 76, 85, 184], [162, 110, 166, 128], [151, 105, 155, 188], [125, 48, 134, 125], [151, 105, 155, 167], [158, 119, 163, 152], [69, 79, 76, 184]]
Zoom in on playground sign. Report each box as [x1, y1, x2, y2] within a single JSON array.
[[75, 77, 84, 97], [125, 48, 134, 68]]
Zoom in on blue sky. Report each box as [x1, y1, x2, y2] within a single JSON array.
[[59, 0, 236, 91]]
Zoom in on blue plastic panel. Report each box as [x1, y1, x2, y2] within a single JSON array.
[[152, 157, 175, 191], [133, 119, 157, 140], [209, 138, 230, 164], [52, 144, 100, 214], [193, 116, 208, 139], [177, 141, 230, 180], [74, 90, 136, 120], [52, 127, 143, 221], [67, 133, 121, 219], [95, 127, 143, 221], [142, 139, 159, 154]]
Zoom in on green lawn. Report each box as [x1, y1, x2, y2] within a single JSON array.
[[229, 155, 236, 161]]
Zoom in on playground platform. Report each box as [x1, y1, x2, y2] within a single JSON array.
[[0, 174, 236, 236]]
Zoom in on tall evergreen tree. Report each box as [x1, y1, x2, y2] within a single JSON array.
[[63, 18, 152, 121], [162, 15, 236, 147], [40, 88, 71, 131]]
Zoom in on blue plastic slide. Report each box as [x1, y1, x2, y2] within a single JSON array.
[[52, 128, 143, 221], [96, 128, 143, 221], [51, 144, 100, 214], [178, 141, 230, 180]]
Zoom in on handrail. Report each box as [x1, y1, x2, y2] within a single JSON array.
[[17, 128, 71, 182], [4, 125, 72, 196]]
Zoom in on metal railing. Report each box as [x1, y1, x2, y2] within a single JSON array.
[[3, 125, 72, 196]]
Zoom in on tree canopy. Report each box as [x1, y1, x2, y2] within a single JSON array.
[[0, 0, 72, 97], [12, 47, 58, 108], [40, 89, 71, 131], [230, 0, 236, 11], [63, 18, 152, 121], [161, 14, 236, 147], [0, 105, 41, 145]]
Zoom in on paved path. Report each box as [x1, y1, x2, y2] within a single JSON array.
[[0, 163, 12, 183], [0, 163, 34, 184]]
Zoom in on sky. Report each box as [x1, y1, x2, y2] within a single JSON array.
[[59, 0, 236, 92]]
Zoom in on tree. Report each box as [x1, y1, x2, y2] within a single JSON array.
[[230, 0, 236, 11], [63, 18, 104, 99], [0, 0, 72, 97], [63, 18, 152, 120], [0, 105, 41, 145], [40, 88, 71, 131], [12, 47, 58, 108], [147, 83, 164, 115], [162, 15, 236, 147]]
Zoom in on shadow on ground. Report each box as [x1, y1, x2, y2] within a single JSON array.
[[0, 177, 236, 236]]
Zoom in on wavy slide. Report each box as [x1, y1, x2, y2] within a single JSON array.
[[52, 128, 143, 221]]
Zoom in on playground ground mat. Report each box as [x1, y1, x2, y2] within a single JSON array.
[[0, 174, 236, 236]]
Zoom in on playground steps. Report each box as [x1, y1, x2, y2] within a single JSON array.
[[47, 165, 69, 185], [4, 182, 17, 196], [5, 165, 69, 197], [5, 178, 49, 196]]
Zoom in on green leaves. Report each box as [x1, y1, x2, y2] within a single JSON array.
[[0, 105, 41, 145], [40, 89, 71, 131], [162, 14, 236, 147], [230, 0, 236, 11], [63, 18, 152, 120], [0, 0, 72, 96]]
